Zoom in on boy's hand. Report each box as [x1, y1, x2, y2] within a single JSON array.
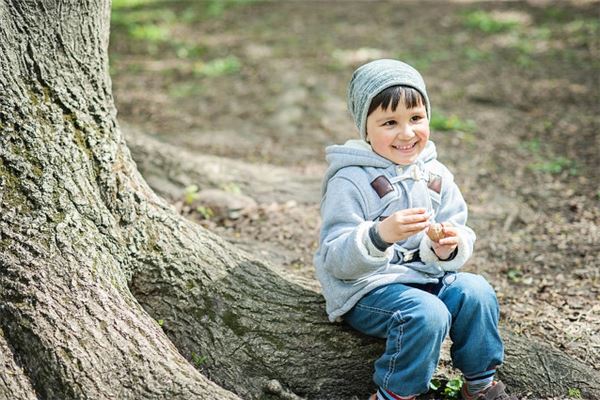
[[429, 222, 459, 260], [379, 208, 430, 244]]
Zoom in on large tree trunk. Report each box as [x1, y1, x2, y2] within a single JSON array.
[[0, 1, 237, 398], [0, 1, 597, 400]]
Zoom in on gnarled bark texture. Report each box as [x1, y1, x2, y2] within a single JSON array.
[[0, 1, 598, 399]]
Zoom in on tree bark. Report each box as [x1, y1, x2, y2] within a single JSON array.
[[122, 123, 321, 205], [0, 329, 37, 400], [0, 1, 238, 398], [0, 1, 597, 400]]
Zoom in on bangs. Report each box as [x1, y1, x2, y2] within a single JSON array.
[[367, 86, 424, 116]]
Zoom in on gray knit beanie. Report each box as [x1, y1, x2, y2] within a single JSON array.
[[347, 59, 431, 141]]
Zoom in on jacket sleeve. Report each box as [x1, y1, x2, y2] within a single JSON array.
[[316, 176, 393, 280], [419, 172, 476, 271]]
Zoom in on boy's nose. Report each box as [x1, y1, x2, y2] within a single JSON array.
[[396, 124, 414, 139]]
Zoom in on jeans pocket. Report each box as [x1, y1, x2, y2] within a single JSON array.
[[437, 272, 457, 297], [443, 272, 457, 286]]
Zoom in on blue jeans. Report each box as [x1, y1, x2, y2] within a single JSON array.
[[344, 272, 504, 396]]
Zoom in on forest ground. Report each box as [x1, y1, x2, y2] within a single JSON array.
[[108, 1, 599, 398]]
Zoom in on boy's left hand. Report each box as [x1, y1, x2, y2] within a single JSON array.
[[430, 223, 459, 261]]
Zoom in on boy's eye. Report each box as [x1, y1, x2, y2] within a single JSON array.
[[411, 115, 424, 122], [383, 120, 396, 126]]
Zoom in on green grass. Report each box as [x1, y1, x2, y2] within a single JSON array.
[[462, 10, 521, 34], [463, 47, 492, 62], [430, 113, 476, 133], [110, 5, 176, 54], [221, 182, 242, 194], [530, 156, 578, 175], [111, 7, 177, 28], [111, 0, 257, 55], [521, 138, 541, 154], [128, 23, 170, 42], [183, 184, 199, 204], [507, 268, 523, 283], [174, 42, 206, 60], [430, 377, 464, 399], [191, 352, 207, 368], [196, 206, 214, 220], [112, 0, 158, 10], [205, 0, 244, 18], [193, 56, 241, 78], [168, 82, 204, 98]]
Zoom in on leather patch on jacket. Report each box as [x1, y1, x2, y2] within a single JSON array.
[[427, 173, 442, 194], [371, 175, 394, 198]]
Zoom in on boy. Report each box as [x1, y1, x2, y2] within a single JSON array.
[[314, 59, 516, 400]]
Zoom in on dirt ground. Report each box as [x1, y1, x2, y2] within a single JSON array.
[[109, 1, 599, 397]]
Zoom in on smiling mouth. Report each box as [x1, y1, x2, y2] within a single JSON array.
[[392, 142, 417, 150]]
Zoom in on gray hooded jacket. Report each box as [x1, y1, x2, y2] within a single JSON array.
[[314, 139, 476, 322]]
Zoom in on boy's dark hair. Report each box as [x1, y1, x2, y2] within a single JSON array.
[[367, 85, 425, 116]]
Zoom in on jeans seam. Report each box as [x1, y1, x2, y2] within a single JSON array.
[[355, 303, 395, 315], [383, 311, 404, 389]]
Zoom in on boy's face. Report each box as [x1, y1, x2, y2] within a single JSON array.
[[365, 101, 430, 166]]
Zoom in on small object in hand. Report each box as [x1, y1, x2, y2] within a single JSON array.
[[427, 223, 445, 242]]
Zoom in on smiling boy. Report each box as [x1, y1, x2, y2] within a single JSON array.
[[314, 59, 516, 400]]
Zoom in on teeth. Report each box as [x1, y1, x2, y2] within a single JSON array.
[[394, 143, 414, 150]]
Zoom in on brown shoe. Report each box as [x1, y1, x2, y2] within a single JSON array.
[[461, 381, 518, 400]]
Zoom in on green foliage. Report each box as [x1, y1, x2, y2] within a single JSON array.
[[111, 8, 176, 29], [129, 24, 169, 42], [110, 4, 175, 53], [183, 184, 199, 205], [463, 10, 520, 33], [112, 0, 158, 10], [464, 48, 492, 62], [443, 378, 463, 399], [174, 42, 206, 60], [168, 82, 204, 98], [568, 388, 582, 398], [430, 378, 464, 399], [191, 352, 207, 368], [522, 138, 541, 154], [221, 182, 242, 194], [530, 156, 578, 175], [196, 206, 214, 220], [507, 268, 522, 283], [157, 319, 164, 326], [205, 0, 226, 18], [514, 40, 534, 67], [564, 18, 600, 49], [204, 0, 259, 18], [543, 6, 568, 21], [193, 56, 241, 78], [430, 113, 476, 133]]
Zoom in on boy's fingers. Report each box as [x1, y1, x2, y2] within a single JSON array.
[[404, 221, 430, 233], [438, 237, 459, 246], [440, 228, 458, 236], [399, 208, 427, 216], [401, 214, 430, 224]]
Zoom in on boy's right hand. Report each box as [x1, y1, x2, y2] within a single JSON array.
[[378, 208, 430, 244]]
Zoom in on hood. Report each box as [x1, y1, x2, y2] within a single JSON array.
[[321, 139, 438, 195]]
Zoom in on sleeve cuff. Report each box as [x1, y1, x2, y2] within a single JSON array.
[[419, 233, 470, 271], [368, 222, 394, 252], [359, 221, 394, 260]]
